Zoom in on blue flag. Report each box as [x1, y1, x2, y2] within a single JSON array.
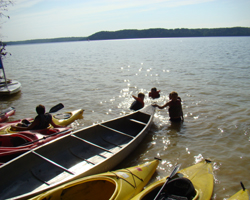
[[0, 56, 3, 69]]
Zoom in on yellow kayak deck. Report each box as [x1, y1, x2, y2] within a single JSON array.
[[31, 159, 159, 200], [228, 182, 249, 200], [52, 108, 84, 126], [132, 159, 214, 200]]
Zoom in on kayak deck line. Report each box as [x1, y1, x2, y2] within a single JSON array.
[[68, 148, 96, 165], [110, 169, 144, 189], [31, 151, 74, 175], [123, 168, 144, 182], [99, 124, 135, 139], [70, 134, 114, 154]]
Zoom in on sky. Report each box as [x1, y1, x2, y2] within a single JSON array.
[[1, 0, 250, 41]]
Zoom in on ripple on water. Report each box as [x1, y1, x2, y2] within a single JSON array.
[[3, 37, 250, 200]]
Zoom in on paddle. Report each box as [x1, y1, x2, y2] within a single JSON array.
[[48, 103, 64, 113], [154, 163, 182, 200]]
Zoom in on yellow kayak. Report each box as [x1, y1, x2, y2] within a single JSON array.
[[30, 159, 159, 200], [0, 109, 84, 134], [52, 108, 84, 126], [131, 159, 214, 200], [228, 182, 249, 200]]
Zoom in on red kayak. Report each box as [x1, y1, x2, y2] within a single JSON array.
[[0, 118, 33, 132], [0, 127, 71, 164], [0, 107, 16, 123]]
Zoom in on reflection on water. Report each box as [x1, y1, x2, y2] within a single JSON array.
[[2, 37, 250, 199], [0, 91, 22, 110], [0, 91, 22, 101], [167, 121, 183, 134]]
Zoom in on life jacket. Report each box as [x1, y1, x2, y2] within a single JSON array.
[[149, 91, 160, 99], [130, 99, 144, 111], [33, 113, 52, 130], [168, 100, 182, 119]]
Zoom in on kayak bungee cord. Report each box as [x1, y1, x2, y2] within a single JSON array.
[[110, 168, 144, 189]]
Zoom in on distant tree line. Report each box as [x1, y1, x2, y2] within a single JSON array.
[[5, 37, 87, 45], [88, 27, 250, 40], [4, 27, 250, 45]]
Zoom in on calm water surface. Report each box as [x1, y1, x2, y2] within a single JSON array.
[[1, 37, 250, 199]]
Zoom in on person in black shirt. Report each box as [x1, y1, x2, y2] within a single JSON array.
[[11, 104, 62, 131]]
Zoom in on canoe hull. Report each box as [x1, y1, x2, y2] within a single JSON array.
[[0, 105, 155, 200]]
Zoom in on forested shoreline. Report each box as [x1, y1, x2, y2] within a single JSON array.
[[5, 37, 87, 45], [5, 27, 250, 45]]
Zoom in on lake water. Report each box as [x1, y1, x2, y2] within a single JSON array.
[[1, 37, 250, 199]]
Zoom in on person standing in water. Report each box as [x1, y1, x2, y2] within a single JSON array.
[[153, 91, 184, 122]]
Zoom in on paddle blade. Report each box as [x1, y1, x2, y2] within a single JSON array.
[[49, 103, 64, 113]]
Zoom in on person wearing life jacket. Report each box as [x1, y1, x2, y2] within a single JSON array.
[[153, 91, 184, 122], [130, 93, 145, 111], [149, 87, 161, 99], [11, 104, 62, 131]]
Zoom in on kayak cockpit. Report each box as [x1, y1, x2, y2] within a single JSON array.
[[141, 177, 199, 200], [0, 134, 33, 147], [37, 177, 118, 200]]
